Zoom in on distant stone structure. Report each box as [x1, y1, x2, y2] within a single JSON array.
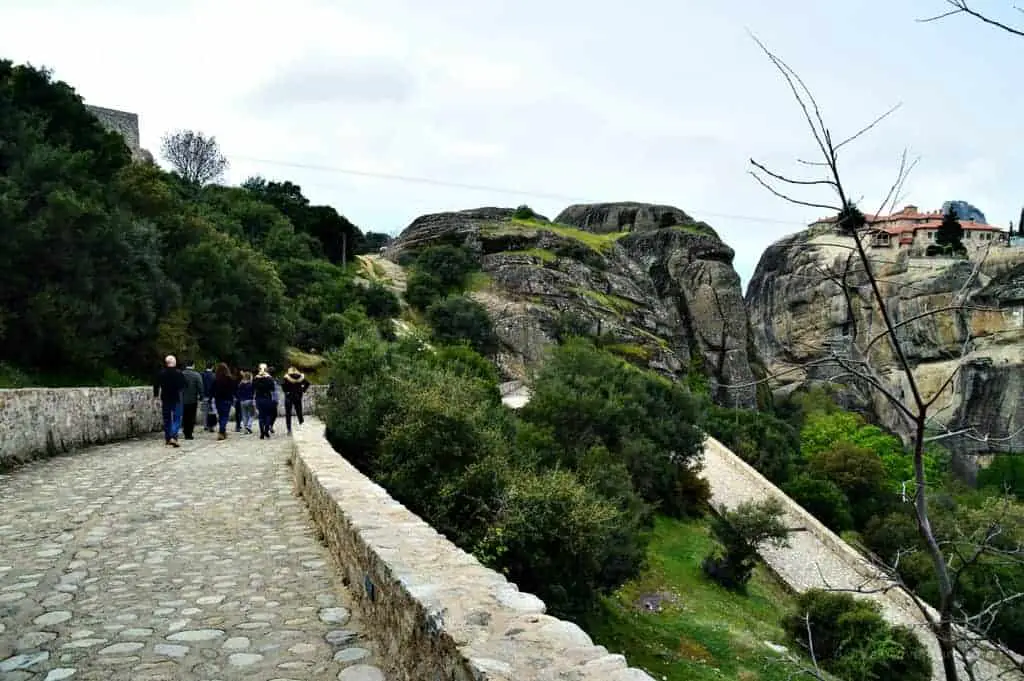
[[85, 104, 154, 163]]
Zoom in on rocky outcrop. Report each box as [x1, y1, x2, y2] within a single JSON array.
[[385, 204, 758, 407], [746, 228, 1024, 476]]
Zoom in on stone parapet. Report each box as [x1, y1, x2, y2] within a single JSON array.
[[289, 420, 655, 681], [0, 387, 161, 469], [0, 385, 329, 469]]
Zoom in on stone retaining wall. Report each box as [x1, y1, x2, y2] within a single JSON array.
[[0, 385, 329, 469], [289, 422, 654, 681]]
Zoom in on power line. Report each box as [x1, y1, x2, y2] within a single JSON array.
[[232, 154, 811, 227]]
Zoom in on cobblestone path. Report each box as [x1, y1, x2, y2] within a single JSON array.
[[0, 429, 387, 681]]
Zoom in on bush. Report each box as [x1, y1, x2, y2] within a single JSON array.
[[784, 589, 931, 681], [358, 282, 400, 320], [705, 406, 800, 484], [783, 473, 854, 533], [512, 204, 536, 220], [475, 466, 647, 618], [977, 455, 1024, 500], [405, 271, 446, 310], [807, 441, 893, 528], [425, 296, 498, 355], [414, 245, 477, 292], [519, 339, 710, 517], [702, 497, 790, 590]]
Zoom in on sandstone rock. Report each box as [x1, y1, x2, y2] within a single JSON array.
[[386, 203, 757, 405], [746, 228, 1024, 477]]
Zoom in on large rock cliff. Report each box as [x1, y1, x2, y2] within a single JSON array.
[[385, 203, 759, 407], [746, 227, 1024, 475]]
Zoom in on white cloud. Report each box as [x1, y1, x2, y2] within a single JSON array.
[[1, 0, 1021, 290]]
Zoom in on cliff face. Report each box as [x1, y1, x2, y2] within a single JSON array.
[[386, 203, 759, 407], [746, 228, 1024, 475]]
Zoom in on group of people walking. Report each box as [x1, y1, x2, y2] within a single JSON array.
[[153, 355, 311, 447]]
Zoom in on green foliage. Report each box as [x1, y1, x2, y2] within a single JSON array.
[[704, 406, 799, 484], [807, 441, 893, 528], [519, 339, 710, 517], [322, 332, 661, 618], [425, 296, 498, 354], [933, 206, 966, 256], [783, 473, 854, 532], [512, 204, 536, 220], [584, 517, 819, 681], [977, 455, 1024, 499], [0, 60, 374, 381], [784, 590, 931, 681], [702, 498, 790, 590], [414, 245, 478, 292]]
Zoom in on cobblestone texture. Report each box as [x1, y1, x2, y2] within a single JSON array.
[[0, 428, 386, 681]]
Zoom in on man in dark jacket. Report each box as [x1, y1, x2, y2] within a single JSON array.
[[200, 364, 216, 432], [180, 361, 204, 440], [153, 355, 186, 447], [281, 366, 311, 435]]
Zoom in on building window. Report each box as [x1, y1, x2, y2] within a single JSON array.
[[927, 231, 934, 240]]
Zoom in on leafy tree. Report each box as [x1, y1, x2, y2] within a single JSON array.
[[702, 497, 791, 590], [512, 204, 536, 220], [160, 129, 228, 186], [705, 406, 800, 484], [785, 589, 931, 681], [977, 455, 1024, 500], [519, 339, 710, 517], [414, 245, 478, 292], [783, 473, 855, 532], [933, 205, 966, 256], [425, 296, 498, 354]]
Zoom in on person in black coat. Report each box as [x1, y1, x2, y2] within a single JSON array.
[[281, 366, 311, 435], [153, 355, 186, 447]]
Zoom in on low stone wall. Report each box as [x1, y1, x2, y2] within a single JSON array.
[[0, 387, 161, 469], [0, 384, 329, 469], [290, 422, 654, 681]]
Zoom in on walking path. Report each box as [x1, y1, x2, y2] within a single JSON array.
[[0, 429, 387, 681]]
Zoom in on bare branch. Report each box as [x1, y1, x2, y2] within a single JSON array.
[[920, 1, 1024, 37]]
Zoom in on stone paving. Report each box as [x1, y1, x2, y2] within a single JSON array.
[[0, 427, 388, 681]]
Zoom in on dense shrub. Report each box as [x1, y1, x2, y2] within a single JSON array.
[[784, 589, 931, 681], [322, 331, 654, 618], [425, 296, 498, 354], [782, 473, 854, 533], [519, 339, 710, 517], [702, 497, 790, 590], [704, 406, 800, 484], [512, 204, 536, 220], [405, 271, 446, 310], [414, 245, 477, 292], [977, 455, 1024, 500]]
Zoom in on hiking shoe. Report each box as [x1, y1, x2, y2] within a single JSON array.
[[170, 439, 180, 448], [217, 432, 226, 441]]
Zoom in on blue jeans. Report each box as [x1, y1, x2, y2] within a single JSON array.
[[215, 398, 233, 435], [161, 401, 181, 442]]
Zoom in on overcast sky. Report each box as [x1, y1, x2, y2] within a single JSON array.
[[2, 0, 1021, 289]]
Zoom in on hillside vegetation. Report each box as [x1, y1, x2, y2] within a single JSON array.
[[321, 243, 933, 681], [0, 59, 394, 386]]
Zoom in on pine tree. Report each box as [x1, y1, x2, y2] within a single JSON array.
[[935, 206, 966, 255]]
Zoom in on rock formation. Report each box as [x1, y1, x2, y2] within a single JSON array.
[[746, 226, 1024, 476], [385, 203, 759, 407]]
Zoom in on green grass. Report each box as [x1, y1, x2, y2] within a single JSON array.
[[605, 343, 652, 362], [579, 289, 637, 315], [632, 326, 671, 349], [506, 248, 558, 263], [584, 516, 809, 681], [671, 223, 717, 237], [466, 271, 493, 291], [505, 218, 629, 252]]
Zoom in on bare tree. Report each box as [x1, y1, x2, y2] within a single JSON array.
[[920, 1, 1024, 37], [160, 129, 229, 186], [747, 35, 1024, 681]]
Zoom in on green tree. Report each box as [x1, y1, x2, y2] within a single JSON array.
[[934, 206, 966, 255], [425, 296, 498, 354], [702, 497, 791, 590]]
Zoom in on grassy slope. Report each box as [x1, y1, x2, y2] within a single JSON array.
[[585, 516, 811, 681]]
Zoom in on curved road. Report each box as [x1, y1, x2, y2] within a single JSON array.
[[0, 430, 387, 681]]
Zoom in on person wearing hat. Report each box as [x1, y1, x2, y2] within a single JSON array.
[[281, 366, 311, 435]]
